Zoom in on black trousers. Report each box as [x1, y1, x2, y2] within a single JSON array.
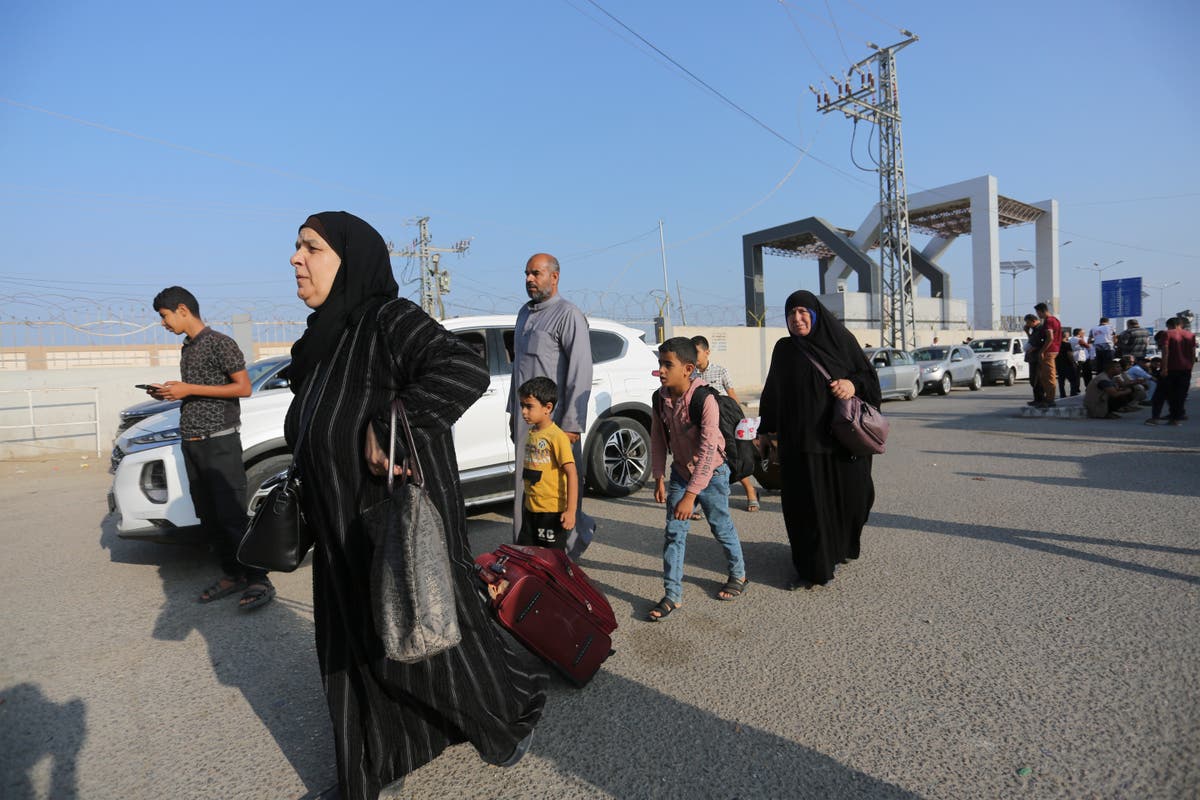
[[1057, 359, 1080, 396], [182, 433, 267, 582], [1164, 372, 1192, 421], [1028, 364, 1044, 402]]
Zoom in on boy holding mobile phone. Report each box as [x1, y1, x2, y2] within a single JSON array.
[[152, 286, 271, 612]]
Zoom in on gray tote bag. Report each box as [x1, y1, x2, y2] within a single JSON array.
[[362, 398, 461, 663]]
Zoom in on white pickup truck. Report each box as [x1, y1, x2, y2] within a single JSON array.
[[108, 315, 661, 537]]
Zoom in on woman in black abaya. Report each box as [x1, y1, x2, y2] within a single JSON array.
[[286, 212, 545, 799], [757, 290, 881, 588]]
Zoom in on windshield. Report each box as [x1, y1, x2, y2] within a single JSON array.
[[911, 348, 947, 361], [969, 339, 1009, 353], [248, 359, 286, 389]]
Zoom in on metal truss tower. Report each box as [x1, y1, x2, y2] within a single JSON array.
[[390, 217, 471, 319], [814, 34, 919, 348]]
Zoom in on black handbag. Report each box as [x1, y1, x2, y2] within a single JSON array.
[[362, 397, 461, 663], [803, 352, 889, 457], [236, 363, 332, 572]]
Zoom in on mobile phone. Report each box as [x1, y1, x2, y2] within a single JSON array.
[[135, 384, 155, 390]]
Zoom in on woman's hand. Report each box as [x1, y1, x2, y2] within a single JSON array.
[[829, 379, 856, 400], [754, 435, 773, 459], [365, 425, 404, 477]]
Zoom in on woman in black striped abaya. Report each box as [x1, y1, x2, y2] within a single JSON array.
[[285, 211, 546, 799]]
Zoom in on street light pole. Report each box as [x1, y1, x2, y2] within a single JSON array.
[[1144, 281, 1181, 323], [1074, 259, 1125, 317]]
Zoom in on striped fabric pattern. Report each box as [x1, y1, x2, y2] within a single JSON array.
[[287, 298, 547, 799]]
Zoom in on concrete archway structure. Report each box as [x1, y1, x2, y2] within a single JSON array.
[[742, 175, 1060, 330]]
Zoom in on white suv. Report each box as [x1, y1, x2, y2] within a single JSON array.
[[108, 315, 660, 536]]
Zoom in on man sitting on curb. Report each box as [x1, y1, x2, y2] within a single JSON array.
[[1114, 356, 1150, 405], [1084, 362, 1135, 419]]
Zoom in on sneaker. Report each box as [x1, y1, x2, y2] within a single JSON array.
[[1169, 420, 1183, 426], [1145, 418, 1162, 425]]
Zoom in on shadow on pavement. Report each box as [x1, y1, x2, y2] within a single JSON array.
[[924, 448, 1200, 498], [530, 670, 921, 799], [99, 514, 334, 798], [872, 512, 1200, 585], [0, 683, 86, 800]]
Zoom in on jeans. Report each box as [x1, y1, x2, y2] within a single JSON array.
[[662, 463, 745, 604]]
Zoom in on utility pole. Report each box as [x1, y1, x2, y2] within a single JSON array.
[[658, 220, 672, 333], [390, 216, 471, 319], [812, 33, 919, 349]]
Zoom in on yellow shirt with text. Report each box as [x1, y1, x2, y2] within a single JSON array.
[[523, 423, 575, 513]]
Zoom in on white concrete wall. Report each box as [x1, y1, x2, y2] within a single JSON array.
[[0, 367, 176, 459]]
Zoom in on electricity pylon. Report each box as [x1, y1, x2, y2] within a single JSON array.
[[813, 33, 919, 349]]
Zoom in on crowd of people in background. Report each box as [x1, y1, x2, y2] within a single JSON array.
[[1022, 310, 1197, 425]]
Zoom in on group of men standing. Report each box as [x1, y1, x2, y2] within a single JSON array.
[[1024, 305, 1196, 423]]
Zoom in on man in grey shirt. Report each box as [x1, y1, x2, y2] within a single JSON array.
[[510, 253, 596, 553]]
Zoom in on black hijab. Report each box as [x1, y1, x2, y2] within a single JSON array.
[[289, 211, 399, 392], [784, 290, 865, 383]]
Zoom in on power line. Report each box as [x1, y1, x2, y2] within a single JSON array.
[[562, 226, 660, 260], [824, 0, 854, 63], [576, 0, 870, 188], [579, 0, 800, 152]]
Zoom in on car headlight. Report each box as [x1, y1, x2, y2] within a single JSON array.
[[129, 427, 182, 446]]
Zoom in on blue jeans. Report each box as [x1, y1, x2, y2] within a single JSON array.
[[662, 464, 746, 604]]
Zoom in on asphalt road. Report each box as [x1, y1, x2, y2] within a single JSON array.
[[2, 383, 1197, 800]]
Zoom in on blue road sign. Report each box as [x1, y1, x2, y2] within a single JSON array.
[[1102, 277, 1142, 318]]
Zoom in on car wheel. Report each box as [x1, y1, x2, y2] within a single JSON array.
[[938, 374, 952, 395], [905, 377, 920, 401], [587, 416, 651, 497], [1004, 368, 1016, 386], [969, 371, 983, 391], [244, 454, 292, 515]]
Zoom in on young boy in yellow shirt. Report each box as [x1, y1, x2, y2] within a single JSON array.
[[516, 377, 578, 549]]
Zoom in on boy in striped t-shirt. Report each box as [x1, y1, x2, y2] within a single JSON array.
[[692, 335, 760, 512]]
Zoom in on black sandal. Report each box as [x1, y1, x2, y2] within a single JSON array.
[[647, 597, 680, 621], [198, 576, 247, 603], [238, 582, 276, 612], [717, 576, 749, 601]]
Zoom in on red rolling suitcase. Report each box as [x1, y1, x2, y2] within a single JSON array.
[[475, 544, 617, 686]]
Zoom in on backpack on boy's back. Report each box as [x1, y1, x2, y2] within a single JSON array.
[[652, 385, 759, 484]]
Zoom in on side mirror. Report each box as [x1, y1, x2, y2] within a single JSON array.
[[951, 353, 963, 362]]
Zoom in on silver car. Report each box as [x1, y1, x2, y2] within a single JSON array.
[[864, 347, 922, 401], [911, 345, 984, 395]]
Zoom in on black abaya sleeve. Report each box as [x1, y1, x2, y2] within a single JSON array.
[[370, 298, 490, 453]]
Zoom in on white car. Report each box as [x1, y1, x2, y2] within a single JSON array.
[[108, 315, 660, 536], [968, 336, 1030, 386]]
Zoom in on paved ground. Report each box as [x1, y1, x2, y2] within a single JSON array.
[[2, 383, 1197, 800]]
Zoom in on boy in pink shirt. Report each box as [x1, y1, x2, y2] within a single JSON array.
[[647, 337, 748, 621]]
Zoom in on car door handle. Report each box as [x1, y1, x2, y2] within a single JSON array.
[[482, 388, 497, 396], [592, 379, 603, 386]]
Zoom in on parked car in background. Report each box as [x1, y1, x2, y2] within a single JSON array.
[[115, 356, 291, 433], [864, 347, 922, 401], [911, 345, 984, 395], [108, 316, 660, 537], [968, 336, 1029, 386]]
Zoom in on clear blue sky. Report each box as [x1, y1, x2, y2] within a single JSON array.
[[2, 0, 1197, 332]]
